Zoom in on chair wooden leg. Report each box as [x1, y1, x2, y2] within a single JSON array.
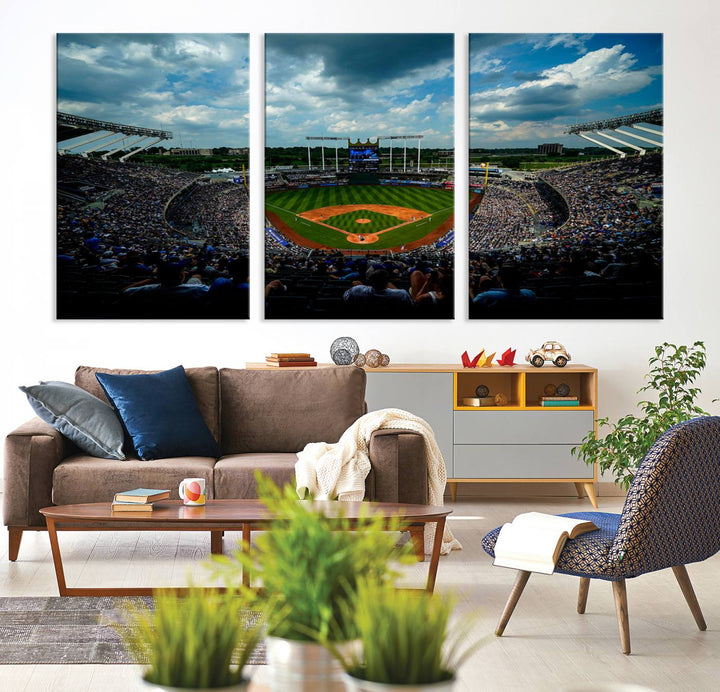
[[611, 579, 631, 655], [577, 577, 590, 614], [8, 528, 23, 562], [495, 570, 531, 636], [672, 565, 707, 631]]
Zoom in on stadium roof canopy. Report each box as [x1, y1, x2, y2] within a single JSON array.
[[57, 112, 173, 161], [565, 109, 663, 158]]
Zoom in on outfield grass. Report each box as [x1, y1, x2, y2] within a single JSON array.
[[266, 185, 453, 249]]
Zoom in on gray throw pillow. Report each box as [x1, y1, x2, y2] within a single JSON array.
[[20, 381, 125, 460]]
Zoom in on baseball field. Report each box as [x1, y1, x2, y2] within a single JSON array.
[[266, 185, 454, 250]]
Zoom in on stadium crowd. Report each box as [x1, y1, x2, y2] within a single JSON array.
[[56, 156, 250, 318], [265, 243, 454, 319], [469, 154, 663, 319]]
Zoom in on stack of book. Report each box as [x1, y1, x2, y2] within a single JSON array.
[[265, 353, 317, 367], [538, 396, 580, 407], [111, 488, 170, 512]]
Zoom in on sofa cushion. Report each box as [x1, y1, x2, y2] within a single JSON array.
[[53, 454, 216, 505], [19, 381, 125, 460], [75, 365, 220, 441], [95, 366, 221, 460], [213, 453, 299, 499], [219, 367, 367, 454]]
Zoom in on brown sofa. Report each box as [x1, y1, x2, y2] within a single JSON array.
[[4, 365, 427, 560]]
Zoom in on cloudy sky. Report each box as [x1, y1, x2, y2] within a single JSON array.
[[57, 34, 249, 149], [470, 33, 662, 149], [265, 34, 454, 148]]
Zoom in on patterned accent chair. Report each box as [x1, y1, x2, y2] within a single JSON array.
[[482, 416, 720, 654]]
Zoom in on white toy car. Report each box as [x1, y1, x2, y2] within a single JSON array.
[[526, 341, 571, 368]]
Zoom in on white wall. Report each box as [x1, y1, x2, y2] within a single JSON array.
[[2, 1, 719, 454]]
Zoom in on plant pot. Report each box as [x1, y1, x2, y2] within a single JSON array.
[[265, 636, 345, 692], [141, 676, 249, 691], [341, 672, 456, 692]]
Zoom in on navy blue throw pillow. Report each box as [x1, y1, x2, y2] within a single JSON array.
[[95, 366, 220, 460]]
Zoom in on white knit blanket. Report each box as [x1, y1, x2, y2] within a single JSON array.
[[295, 408, 462, 556]]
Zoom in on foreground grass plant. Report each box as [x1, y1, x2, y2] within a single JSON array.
[[209, 473, 412, 643], [119, 587, 262, 689], [335, 579, 483, 685]]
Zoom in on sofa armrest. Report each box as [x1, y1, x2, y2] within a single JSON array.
[[4, 418, 67, 527], [366, 428, 427, 505]]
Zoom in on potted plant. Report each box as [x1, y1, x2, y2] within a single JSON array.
[[331, 579, 483, 691], [209, 473, 412, 692], [118, 587, 262, 691], [573, 342, 714, 489]]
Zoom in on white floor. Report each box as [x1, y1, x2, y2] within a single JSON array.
[[1, 494, 718, 692]]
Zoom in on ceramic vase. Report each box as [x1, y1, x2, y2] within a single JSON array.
[[265, 636, 345, 692]]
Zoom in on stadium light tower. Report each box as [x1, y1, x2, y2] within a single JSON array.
[[377, 135, 424, 173], [305, 136, 347, 172], [565, 109, 663, 157]]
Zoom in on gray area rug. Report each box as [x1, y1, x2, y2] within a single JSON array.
[[0, 597, 266, 665]]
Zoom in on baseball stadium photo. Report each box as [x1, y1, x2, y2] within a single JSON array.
[[56, 34, 251, 320], [265, 34, 455, 319], [468, 33, 663, 320]]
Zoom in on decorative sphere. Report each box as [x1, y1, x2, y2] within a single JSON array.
[[365, 349, 382, 368], [380, 353, 390, 367], [494, 392, 508, 406], [353, 353, 366, 367], [557, 383, 571, 396], [544, 384, 557, 396], [332, 349, 353, 366], [330, 337, 359, 365], [475, 384, 490, 398]]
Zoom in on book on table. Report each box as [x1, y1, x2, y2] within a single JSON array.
[[493, 512, 599, 574], [113, 488, 170, 504], [111, 500, 155, 512]]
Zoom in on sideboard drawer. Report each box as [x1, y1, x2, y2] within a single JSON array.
[[453, 444, 594, 479], [453, 410, 594, 445]]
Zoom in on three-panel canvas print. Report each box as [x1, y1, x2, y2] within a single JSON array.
[[56, 33, 662, 321]]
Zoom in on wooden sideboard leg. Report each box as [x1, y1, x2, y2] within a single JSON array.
[[612, 579, 631, 655], [210, 530, 223, 555], [408, 526, 425, 562], [8, 528, 23, 561], [573, 482, 585, 499], [577, 577, 590, 614], [583, 482, 598, 508], [448, 482, 458, 502]]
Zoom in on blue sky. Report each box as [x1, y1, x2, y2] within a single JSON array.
[[469, 34, 663, 149], [57, 34, 249, 149], [265, 34, 454, 148]]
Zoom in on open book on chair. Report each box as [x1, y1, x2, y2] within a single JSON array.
[[493, 512, 599, 575]]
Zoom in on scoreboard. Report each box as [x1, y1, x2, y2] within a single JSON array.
[[349, 138, 380, 172]]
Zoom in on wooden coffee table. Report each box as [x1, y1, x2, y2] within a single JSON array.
[[40, 499, 451, 597]]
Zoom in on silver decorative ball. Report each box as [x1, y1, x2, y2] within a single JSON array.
[[330, 337, 359, 365]]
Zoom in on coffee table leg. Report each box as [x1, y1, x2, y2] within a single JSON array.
[[46, 518, 69, 597], [210, 530, 223, 555], [425, 516, 446, 594]]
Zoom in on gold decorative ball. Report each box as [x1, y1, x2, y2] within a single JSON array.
[[380, 353, 390, 367], [494, 392, 508, 406], [364, 349, 382, 368], [353, 353, 366, 367], [544, 384, 557, 396]]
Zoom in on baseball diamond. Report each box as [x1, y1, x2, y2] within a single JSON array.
[[266, 185, 454, 251]]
